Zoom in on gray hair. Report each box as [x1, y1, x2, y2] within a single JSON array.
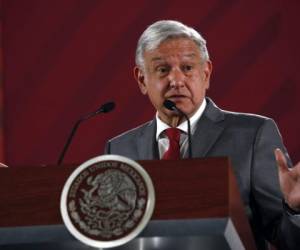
[[135, 20, 209, 69]]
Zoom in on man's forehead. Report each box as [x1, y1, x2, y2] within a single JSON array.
[[149, 53, 198, 63], [144, 38, 200, 62]]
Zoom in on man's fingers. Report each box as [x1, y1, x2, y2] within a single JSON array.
[[0, 162, 8, 168], [274, 148, 289, 173]]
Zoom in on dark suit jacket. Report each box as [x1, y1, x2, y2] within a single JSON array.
[[105, 98, 300, 249]]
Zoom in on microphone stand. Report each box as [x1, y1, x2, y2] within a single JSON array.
[[57, 102, 115, 165], [57, 118, 84, 166]]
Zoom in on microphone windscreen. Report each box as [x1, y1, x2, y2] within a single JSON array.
[[100, 102, 115, 113], [163, 100, 176, 111]]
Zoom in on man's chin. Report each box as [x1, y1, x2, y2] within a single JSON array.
[[173, 103, 194, 115], [163, 104, 194, 117]]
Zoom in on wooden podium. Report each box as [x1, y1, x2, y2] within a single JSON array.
[[0, 157, 256, 249]]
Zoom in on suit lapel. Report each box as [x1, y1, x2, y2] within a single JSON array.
[[136, 120, 158, 160], [192, 98, 225, 157], [135, 98, 225, 159]]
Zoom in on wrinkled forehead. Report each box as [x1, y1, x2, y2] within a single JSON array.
[[144, 38, 202, 63]]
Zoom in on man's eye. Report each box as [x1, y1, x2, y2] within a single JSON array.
[[157, 67, 168, 74], [183, 65, 193, 71]]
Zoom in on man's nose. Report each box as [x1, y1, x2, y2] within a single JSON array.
[[168, 68, 185, 88]]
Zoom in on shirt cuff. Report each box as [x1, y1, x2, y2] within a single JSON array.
[[283, 200, 300, 227]]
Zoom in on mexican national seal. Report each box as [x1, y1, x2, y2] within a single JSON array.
[[60, 155, 155, 248]]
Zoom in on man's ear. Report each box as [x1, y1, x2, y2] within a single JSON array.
[[203, 60, 212, 90], [134, 66, 147, 95]]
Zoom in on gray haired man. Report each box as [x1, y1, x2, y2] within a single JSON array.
[[105, 20, 300, 249]]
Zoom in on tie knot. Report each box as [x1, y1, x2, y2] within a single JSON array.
[[164, 128, 181, 142]]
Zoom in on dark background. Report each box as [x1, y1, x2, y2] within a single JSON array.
[[1, 0, 299, 166]]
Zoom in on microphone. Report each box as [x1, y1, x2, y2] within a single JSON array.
[[57, 101, 115, 165], [163, 100, 193, 158]]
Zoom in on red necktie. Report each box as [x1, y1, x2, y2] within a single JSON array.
[[162, 128, 181, 160]]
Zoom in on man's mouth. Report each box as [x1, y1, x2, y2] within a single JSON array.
[[166, 95, 187, 101]]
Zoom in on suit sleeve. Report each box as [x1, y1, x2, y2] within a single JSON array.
[[251, 118, 300, 250]]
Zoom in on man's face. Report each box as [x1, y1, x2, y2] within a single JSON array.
[[134, 37, 212, 124]]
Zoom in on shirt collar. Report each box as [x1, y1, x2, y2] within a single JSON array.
[[156, 98, 207, 140]]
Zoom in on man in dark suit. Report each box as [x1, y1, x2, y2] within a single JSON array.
[[105, 20, 300, 249]]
